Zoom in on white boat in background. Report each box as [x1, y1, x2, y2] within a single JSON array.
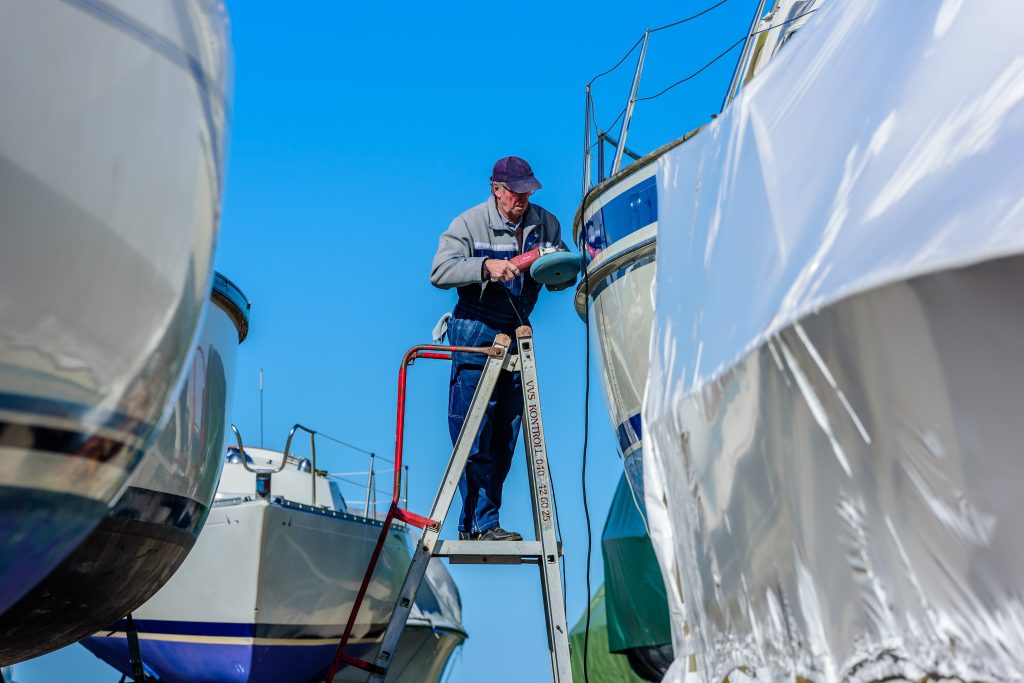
[[0, 273, 249, 665], [575, 139, 669, 507], [333, 560, 466, 683], [575, 0, 816, 512], [639, 1, 1024, 681], [84, 437, 466, 683], [0, 0, 231, 615]]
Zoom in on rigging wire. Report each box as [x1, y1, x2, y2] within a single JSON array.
[[650, 0, 732, 33], [637, 7, 821, 103], [588, 34, 645, 86], [314, 430, 377, 456], [751, 6, 818, 37], [602, 106, 628, 138], [586, 5, 821, 164], [586, 0, 734, 86], [636, 35, 746, 102]]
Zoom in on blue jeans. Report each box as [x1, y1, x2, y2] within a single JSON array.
[[446, 316, 522, 534]]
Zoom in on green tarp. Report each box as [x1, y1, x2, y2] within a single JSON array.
[[601, 474, 672, 652], [569, 585, 647, 683]]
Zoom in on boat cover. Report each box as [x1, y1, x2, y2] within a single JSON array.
[[408, 559, 466, 636], [602, 474, 671, 654], [643, 0, 1024, 681], [569, 585, 648, 683]]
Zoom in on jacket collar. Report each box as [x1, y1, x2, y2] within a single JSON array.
[[487, 196, 539, 235]]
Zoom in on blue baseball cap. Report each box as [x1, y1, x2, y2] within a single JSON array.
[[490, 156, 542, 193]]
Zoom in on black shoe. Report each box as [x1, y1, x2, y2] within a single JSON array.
[[476, 526, 523, 542]]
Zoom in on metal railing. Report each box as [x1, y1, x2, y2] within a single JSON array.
[[230, 423, 396, 516], [284, 424, 318, 507], [581, 0, 819, 190]]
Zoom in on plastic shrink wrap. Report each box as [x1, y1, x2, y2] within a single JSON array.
[[643, 1, 1024, 681]]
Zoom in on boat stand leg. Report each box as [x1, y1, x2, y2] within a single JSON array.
[[124, 614, 152, 682]]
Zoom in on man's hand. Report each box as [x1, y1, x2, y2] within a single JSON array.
[[484, 259, 521, 282]]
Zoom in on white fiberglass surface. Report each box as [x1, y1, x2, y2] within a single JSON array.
[[0, 0, 230, 439], [128, 298, 242, 505], [589, 257, 656, 502], [644, 1, 1024, 681]]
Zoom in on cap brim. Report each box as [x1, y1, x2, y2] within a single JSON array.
[[506, 177, 542, 193]]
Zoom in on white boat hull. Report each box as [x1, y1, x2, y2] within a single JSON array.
[[333, 624, 463, 683], [576, 160, 661, 504], [0, 274, 248, 664], [84, 497, 416, 683], [643, 1, 1024, 680], [0, 0, 231, 613]]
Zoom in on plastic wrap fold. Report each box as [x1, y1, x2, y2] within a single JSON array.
[[643, 1, 1024, 681]]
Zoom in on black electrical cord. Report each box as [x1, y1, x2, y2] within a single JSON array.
[[576, 183, 599, 683], [581, 250, 593, 683]]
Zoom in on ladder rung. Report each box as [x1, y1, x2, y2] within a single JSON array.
[[432, 540, 562, 564]]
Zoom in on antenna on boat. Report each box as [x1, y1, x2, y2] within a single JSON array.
[[259, 368, 264, 447]]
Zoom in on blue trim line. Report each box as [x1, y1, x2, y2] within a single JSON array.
[[615, 413, 643, 455], [583, 174, 657, 256], [0, 392, 152, 438]]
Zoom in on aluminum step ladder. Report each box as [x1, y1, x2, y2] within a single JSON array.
[[325, 326, 572, 683]]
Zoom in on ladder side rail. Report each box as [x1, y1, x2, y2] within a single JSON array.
[[328, 344, 431, 676], [365, 336, 512, 683], [515, 326, 574, 683], [325, 339, 505, 682], [425, 339, 513, 521], [328, 503, 399, 676]]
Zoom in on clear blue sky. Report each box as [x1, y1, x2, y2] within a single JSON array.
[[19, 1, 757, 680]]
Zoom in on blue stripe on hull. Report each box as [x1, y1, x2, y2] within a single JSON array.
[[583, 174, 657, 255], [615, 414, 647, 510], [615, 413, 643, 454], [83, 636, 375, 683]]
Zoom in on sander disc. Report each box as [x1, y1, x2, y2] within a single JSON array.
[[530, 251, 581, 285]]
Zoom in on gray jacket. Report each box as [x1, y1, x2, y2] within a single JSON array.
[[430, 197, 567, 328], [430, 197, 563, 288]]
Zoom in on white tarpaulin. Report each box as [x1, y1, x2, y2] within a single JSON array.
[[643, 0, 1024, 681]]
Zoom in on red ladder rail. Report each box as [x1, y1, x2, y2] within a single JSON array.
[[324, 342, 501, 681]]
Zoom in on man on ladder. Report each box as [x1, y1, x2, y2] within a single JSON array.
[[430, 156, 574, 541], [326, 158, 580, 683]]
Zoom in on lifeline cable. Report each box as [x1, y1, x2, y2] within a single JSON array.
[[640, 7, 820, 104], [587, 6, 821, 154], [587, 0, 735, 87], [314, 430, 376, 456]]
